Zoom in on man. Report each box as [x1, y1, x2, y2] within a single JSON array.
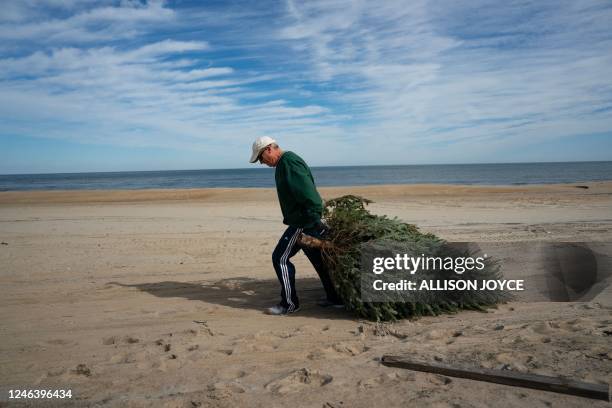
[[249, 136, 343, 315]]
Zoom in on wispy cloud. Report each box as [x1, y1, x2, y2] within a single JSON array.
[[0, 0, 611, 172], [0, 0, 174, 43], [271, 0, 612, 162]]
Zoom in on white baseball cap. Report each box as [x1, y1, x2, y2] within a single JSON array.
[[249, 136, 277, 163]]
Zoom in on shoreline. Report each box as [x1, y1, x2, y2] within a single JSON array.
[[1, 180, 611, 205]]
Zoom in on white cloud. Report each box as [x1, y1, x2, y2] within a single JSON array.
[[272, 0, 612, 161], [0, 0, 611, 172], [0, 33, 336, 158], [0, 0, 174, 43]]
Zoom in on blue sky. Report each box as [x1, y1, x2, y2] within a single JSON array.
[[1, 0, 611, 174]]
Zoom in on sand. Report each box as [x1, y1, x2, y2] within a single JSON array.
[[0, 182, 611, 407]]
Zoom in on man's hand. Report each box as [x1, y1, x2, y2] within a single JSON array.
[[305, 219, 329, 239]]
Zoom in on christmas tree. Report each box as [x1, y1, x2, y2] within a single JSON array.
[[305, 195, 511, 321]]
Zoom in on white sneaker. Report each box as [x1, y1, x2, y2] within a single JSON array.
[[266, 304, 300, 315]]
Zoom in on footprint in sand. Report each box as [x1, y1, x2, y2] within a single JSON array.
[[102, 336, 118, 345], [110, 353, 132, 364], [183, 327, 212, 337], [358, 372, 415, 390], [529, 321, 557, 334], [153, 339, 172, 352], [232, 332, 280, 353], [250, 344, 278, 352], [46, 367, 67, 377], [499, 322, 559, 345], [233, 339, 278, 353], [424, 329, 453, 341], [158, 358, 182, 372], [111, 348, 152, 365], [71, 364, 92, 377], [565, 317, 597, 333], [275, 330, 297, 339], [250, 331, 278, 342], [217, 369, 247, 381], [427, 374, 453, 386], [265, 368, 332, 395], [45, 339, 75, 346], [295, 325, 318, 335], [207, 382, 245, 400], [306, 342, 367, 360], [149, 338, 194, 363], [306, 349, 329, 360], [102, 335, 139, 345], [136, 359, 161, 370], [331, 342, 369, 356], [494, 352, 530, 372]]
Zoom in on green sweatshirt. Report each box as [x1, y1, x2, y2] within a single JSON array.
[[275, 151, 323, 228]]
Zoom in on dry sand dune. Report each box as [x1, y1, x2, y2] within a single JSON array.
[[1, 182, 611, 407]]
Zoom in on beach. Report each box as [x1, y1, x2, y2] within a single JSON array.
[[1, 182, 611, 407]]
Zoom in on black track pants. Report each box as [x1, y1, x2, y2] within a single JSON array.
[[272, 226, 341, 311]]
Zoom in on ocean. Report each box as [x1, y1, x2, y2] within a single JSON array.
[[1, 161, 611, 191]]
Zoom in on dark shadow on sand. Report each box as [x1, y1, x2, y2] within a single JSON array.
[[107, 277, 355, 320]]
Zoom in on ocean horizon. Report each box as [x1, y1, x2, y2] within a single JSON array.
[[1, 161, 611, 191]]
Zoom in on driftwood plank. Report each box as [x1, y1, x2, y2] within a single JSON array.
[[381, 355, 610, 401]]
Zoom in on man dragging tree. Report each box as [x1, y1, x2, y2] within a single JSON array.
[[249, 136, 343, 315]]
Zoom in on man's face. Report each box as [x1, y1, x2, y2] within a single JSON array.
[[258, 146, 276, 167]]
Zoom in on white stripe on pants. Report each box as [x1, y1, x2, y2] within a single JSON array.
[[279, 227, 302, 312]]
